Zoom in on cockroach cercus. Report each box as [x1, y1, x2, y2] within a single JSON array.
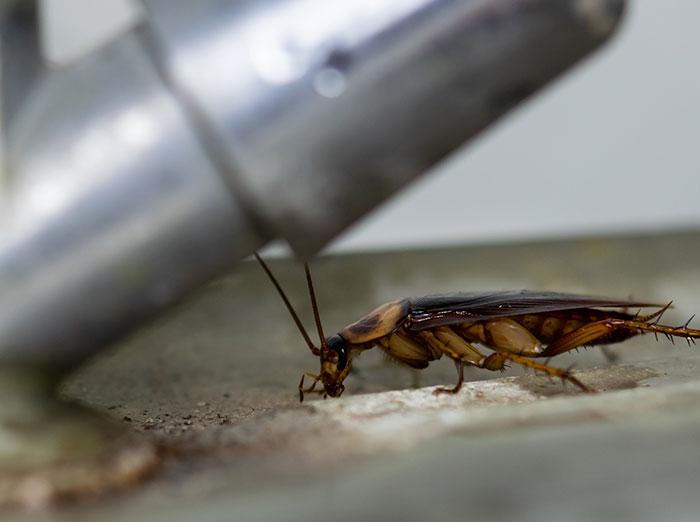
[[255, 254, 700, 401]]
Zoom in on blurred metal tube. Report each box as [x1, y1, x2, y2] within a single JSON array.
[[0, 0, 625, 369], [0, 6, 264, 368], [143, 0, 626, 255]]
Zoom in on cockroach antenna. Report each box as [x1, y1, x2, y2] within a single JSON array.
[[304, 262, 328, 350], [254, 253, 321, 356]]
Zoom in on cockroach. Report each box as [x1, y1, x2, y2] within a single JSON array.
[[255, 254, 700, 401]]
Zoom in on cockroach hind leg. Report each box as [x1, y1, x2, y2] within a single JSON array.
[[682, 314, 696, 329], [564, 374, 593, 393], [497, 353, 593, 393], [642, 301, 673, 325], [561, 363, 593, 393]]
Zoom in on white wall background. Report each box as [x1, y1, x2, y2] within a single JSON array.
[[43, 0, 700, 253]]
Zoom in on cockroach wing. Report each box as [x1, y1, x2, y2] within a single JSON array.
[[407, 290, 660, 331], [340, 300, 411, 344]]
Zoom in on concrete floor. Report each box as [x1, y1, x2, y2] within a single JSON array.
[[6, 230, 700, 521]]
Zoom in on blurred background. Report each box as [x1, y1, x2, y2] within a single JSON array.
[[342, 0, 700, 251], [3, 1, 700, 519], [43, 0, 700, 253]]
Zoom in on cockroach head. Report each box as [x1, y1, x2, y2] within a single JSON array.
[[325, 334, 348, 371], [318, 334, 349, 397], [255, 254, 349, 399]]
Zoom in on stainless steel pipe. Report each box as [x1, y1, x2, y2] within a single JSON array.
[[0, 0, 626, 369]]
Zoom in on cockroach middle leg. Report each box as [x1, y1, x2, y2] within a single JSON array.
[[433, 359, 466, 395], [412, 328, 485, 395]]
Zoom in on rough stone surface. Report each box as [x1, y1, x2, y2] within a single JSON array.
[[4, 231, 700, 520]]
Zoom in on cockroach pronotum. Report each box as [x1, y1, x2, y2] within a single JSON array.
[[255, 254, 700, 401]]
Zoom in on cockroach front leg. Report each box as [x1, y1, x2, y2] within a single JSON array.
[[298, 372, 321, 402]]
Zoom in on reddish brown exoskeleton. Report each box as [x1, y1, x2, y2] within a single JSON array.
[[255, 254, 700, 401]]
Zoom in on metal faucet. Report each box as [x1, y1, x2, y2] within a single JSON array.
[[0, 0, 626, 372]]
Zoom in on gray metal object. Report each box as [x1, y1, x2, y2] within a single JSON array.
[[0, 0, 626, 369], [1, 9, 263, 368], [142, 0, 627, 254]]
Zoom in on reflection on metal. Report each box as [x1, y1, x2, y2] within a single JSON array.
[[41, 0, 143, 66]]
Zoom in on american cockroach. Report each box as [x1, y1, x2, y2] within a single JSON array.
[[255, 254, 700, 401]]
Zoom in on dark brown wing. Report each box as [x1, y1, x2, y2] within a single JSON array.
[[407, 290, 661, 331]]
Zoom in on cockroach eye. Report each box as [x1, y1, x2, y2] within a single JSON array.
[[326, 334, 348, 371]]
